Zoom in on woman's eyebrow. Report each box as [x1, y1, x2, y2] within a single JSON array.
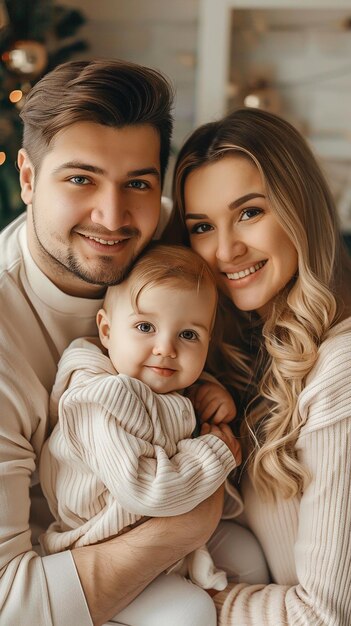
[[229, 192, 265, 209], [185, 213, 208, 220], [185, 193, 266, 220]]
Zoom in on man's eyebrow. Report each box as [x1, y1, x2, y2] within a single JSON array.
[[185, 192, 265, 219], [52, 162, 105, 175], [52, 162, 160, 179], [127, 167, 160, 179]]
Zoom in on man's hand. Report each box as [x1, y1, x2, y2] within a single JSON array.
[[201, 422, 241, 466], [72, 487, 225, 625], [188, 382, 237, 424]]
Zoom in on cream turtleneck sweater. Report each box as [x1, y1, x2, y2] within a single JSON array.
[[0, 214, 100, 625]]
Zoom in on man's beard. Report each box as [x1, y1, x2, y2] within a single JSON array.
[[31, 210, 141, 286], [64, 251, 136, 286]]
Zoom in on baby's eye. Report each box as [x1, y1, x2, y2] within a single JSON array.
[[189, 223, 213, 234], [69, 176, 90, 185], [136, 322, 155, 333], [180, 329, 198, 341], [240, 208, 263, 221], [127, 180, 149, 190]]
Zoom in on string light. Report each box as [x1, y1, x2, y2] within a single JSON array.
[[0, 152, 6, 166], [9, 89, 23, 104], [244, 94, 261, 108]]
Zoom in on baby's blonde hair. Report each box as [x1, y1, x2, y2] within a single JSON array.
[[104, 243, 218, 329]]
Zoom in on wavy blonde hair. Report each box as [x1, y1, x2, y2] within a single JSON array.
[[165, 108, 351, 500]]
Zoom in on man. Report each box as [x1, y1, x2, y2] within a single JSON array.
[[0, 59, 223, 626]]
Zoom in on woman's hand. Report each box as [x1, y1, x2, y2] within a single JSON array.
[[201, 421, 242, 466], [187, 382, 237, 424]]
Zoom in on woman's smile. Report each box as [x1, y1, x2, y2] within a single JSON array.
[[224, 259, 268, 282], [184, 155, 298, 316]]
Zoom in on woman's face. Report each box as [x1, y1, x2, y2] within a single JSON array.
[[184, 155, 298, 316]]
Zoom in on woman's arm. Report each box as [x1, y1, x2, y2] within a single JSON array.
[[73, 487, 224, 626], [214, 419, 351, 625], [213, 340, 351, 625]]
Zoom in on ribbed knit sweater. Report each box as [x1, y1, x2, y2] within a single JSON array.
[[214, 316, 351, 626], [0, 202, 172, 626], [40, 338, 238, 590]]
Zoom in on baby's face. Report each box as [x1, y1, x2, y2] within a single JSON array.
[[101, 282, 216, 394]]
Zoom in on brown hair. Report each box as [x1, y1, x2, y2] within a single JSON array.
[[168, 108, 345, 284], [19, 58, 174, 185], [166, 107, 351, 499]]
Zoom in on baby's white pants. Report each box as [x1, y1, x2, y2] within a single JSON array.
[[107, 521, 269, 626]]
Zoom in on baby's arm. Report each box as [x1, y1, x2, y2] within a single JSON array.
[[51, 374, 237, 520]]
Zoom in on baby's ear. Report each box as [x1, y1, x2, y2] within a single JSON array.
[[96, 308, 111, 350]]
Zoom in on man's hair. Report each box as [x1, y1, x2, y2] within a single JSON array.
[[19, 58, 174, 185], [104, 243, 218, 324]]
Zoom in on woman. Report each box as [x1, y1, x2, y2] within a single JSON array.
[[164, 108, 351, 625]]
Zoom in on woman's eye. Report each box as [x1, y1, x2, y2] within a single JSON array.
[[180, 329, 198, 341], [127, 180, 149, 190], [240, 208, 263, 221], [136, 322, 154, 333], [189, 223, 213, 235], [69, 176, 90, 185]]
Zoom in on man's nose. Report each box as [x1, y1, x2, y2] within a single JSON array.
[[90, 187, 130, 232]]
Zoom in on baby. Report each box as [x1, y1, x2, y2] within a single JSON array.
[[39, 244, 242, 592]]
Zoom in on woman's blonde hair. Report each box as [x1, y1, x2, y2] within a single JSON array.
[[165, 107, 351, 500]]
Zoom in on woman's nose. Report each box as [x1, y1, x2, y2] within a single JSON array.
[[215, 233, 247, 264]]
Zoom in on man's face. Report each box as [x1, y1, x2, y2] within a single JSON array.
[[19, 122, 162, 297]]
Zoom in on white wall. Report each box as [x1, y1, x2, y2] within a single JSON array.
[[57, 1, 351, 229], [59, 0, 199, 154]]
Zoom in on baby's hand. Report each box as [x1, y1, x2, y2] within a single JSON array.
[[201, 422, 242, 466], [187, 382, 237, 424]]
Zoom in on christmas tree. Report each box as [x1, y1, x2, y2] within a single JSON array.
[[0, 0, 87, 229]]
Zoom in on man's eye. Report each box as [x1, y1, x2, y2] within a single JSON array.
[[240, 208, 263, 221], [189, 223, 213, 234], [69, 176, 90, 185], [180, 329, 198, 341], [127, 180, 149, 190], [136, 322, 154, 333]]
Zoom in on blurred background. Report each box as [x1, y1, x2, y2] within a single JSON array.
[[1, 0, 351, 252]]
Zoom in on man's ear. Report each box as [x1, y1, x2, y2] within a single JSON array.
[[17, 149, 35, 205], [96, 308, 111, 350]]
